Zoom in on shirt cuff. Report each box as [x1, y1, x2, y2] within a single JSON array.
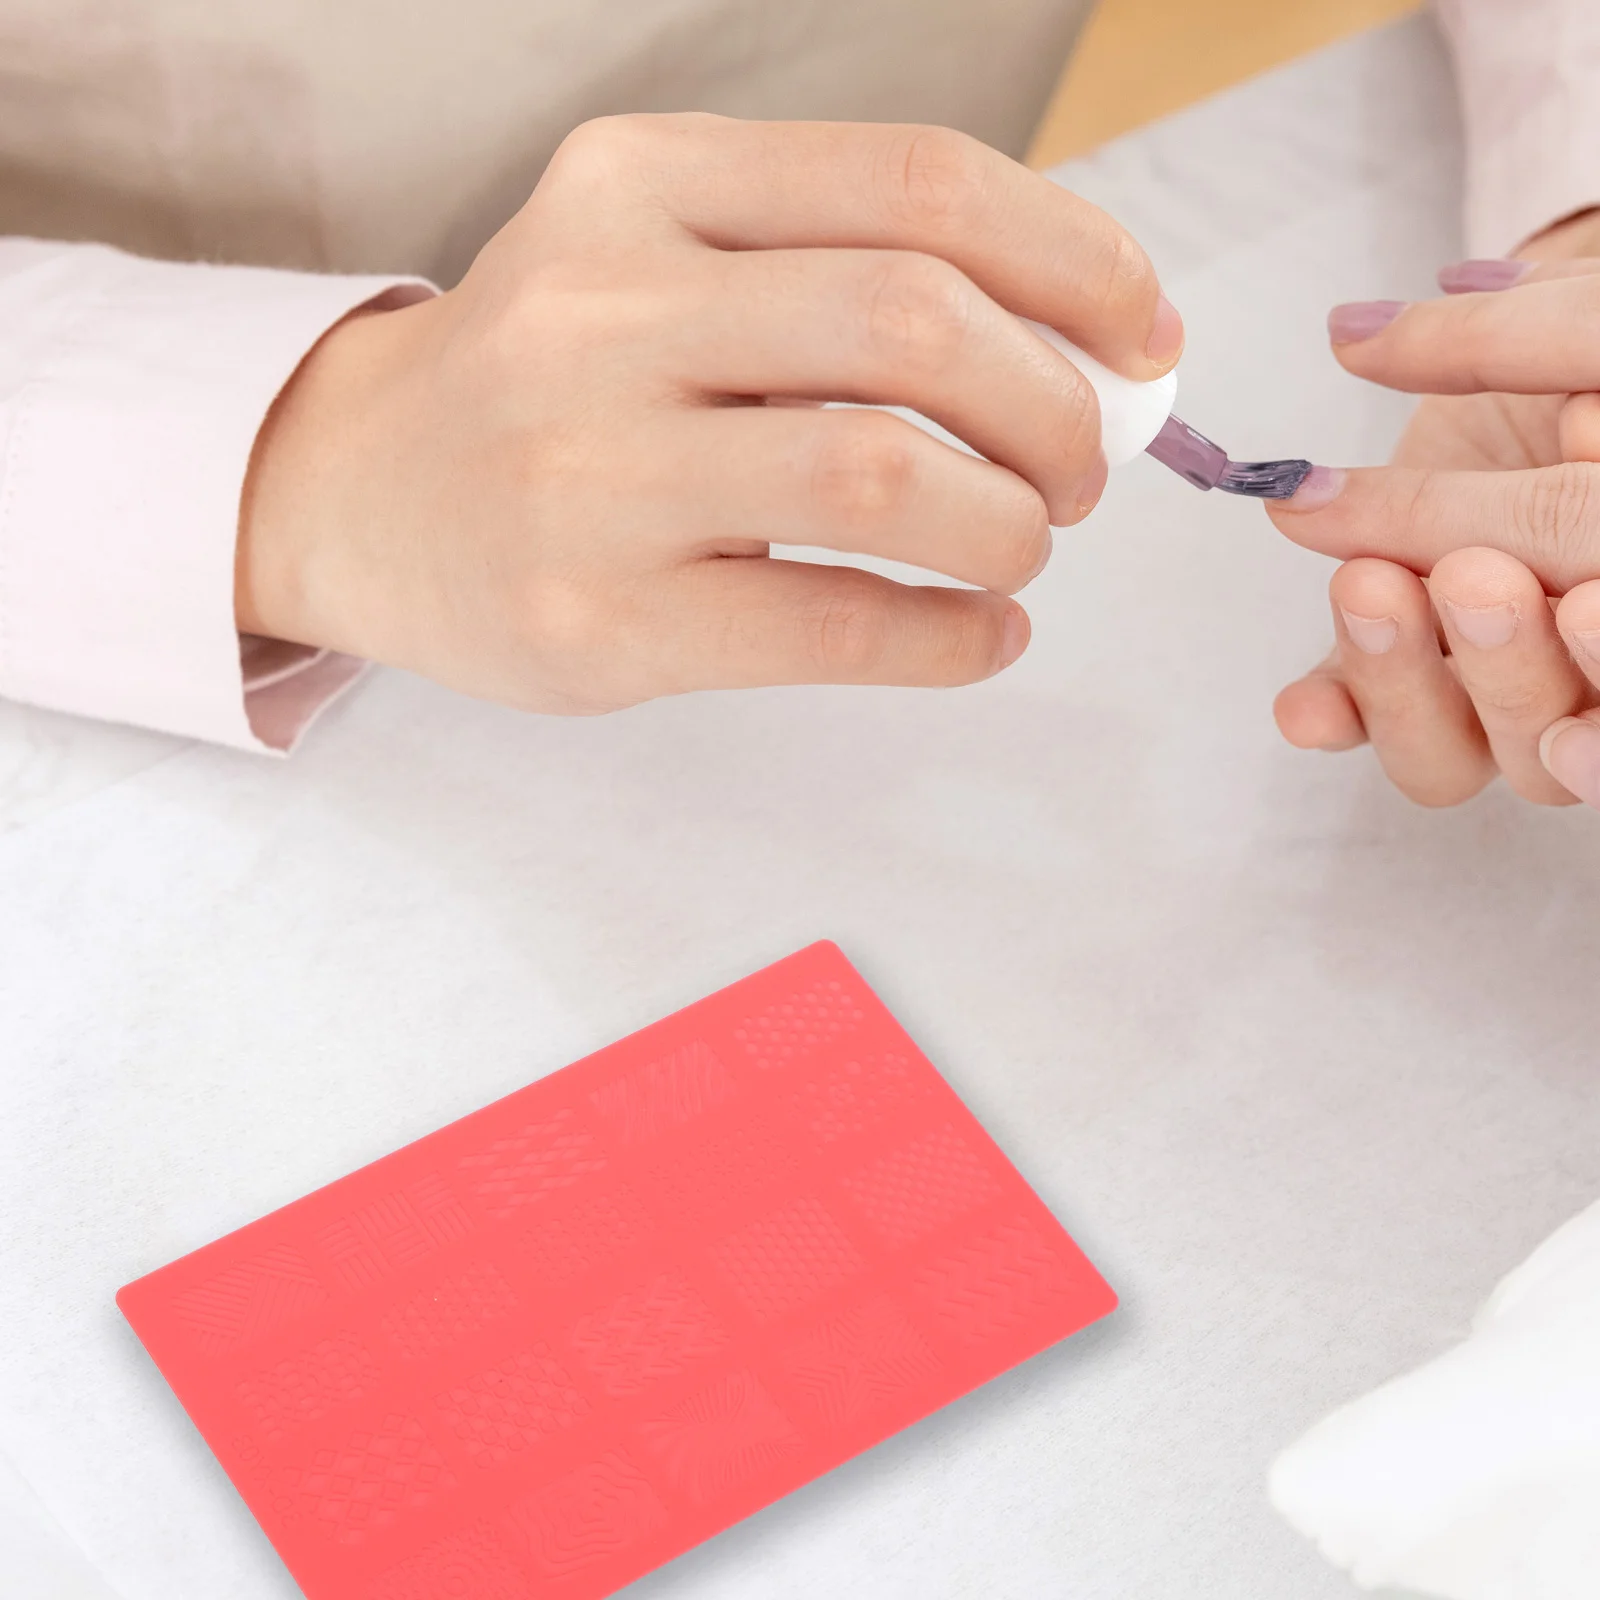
[[1435, 0, 1600, 256], [0, 242, 434, 753]]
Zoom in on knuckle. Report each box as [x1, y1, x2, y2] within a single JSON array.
[[1514, 463, 1600, 573], [1469, 674, 1550, 720], [882, 126, 988, 235], [861, 251, 973, 376], [811, 416, 919, 531], [804, 589, 889, 677], [546, 115, 648, 184]]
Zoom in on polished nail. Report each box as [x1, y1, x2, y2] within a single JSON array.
[[1441, 598, 1517, 649], [1000, 604, 1031, 668], [1281, 465, 1346, 511], [1146, 294, 1184, 367], [1539, 718, 1600, 809], [1327, 300, 1407, 343], [1075, 454, 1109, 519], [1437, 259, 1530, 294], [1340, 608, 1399, 655]]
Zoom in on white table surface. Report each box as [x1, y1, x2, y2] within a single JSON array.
[[5, 16, 1599, 1599]]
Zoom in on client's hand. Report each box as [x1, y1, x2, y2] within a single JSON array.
[[1269, 212, 1600, 811], [237, 115, 1181, 713]]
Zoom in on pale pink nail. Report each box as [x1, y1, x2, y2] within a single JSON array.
[[1328, 301, 1407, 343], [1441, 599, 1517, 650], [1569, 627, 1600, 662], [1147, 295, 1184, 367], [1281, 466, 1346, 511], [1340, 608, 1399, 655], [999, 604, 1030, 668], [1540, 718, 1600, 809], [1437, 259, 1530, 294]]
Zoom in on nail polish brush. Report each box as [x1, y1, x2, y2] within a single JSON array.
[[1026, 320, 1315, 500]]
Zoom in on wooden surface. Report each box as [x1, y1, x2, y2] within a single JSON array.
[[1027, 0, 1422, 168]]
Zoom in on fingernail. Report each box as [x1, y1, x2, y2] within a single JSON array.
[[1539, 718, 1600, 809], [1441, 598, 1518, 650], [1569, 627, 1600, 663], [1280, 465, 1346, 511], [1146, 294, 1184, 367], [1327, 300, 1407, 343], [1075, 453, 1109, 519], [999, 603, 1030, 668], [1437, 258, 1530, 294], [1339, 608, 1399, 655]]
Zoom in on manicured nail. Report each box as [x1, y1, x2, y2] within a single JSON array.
[[1437, 259, 1530, 294], [1441, 598, 1517, 650], [1000, 603, 1031, 668], [1339, 608, 1399, 655], [1280, 465, 1346, 511], [1146, 294, 1184, 367], [1539, 718, 1600, 809], [1075, 454, 1109, 519], [1327, 300, 1407, 343]]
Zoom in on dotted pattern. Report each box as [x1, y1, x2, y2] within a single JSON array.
[[169, 1246, 326, 1356], [589, 1040, 733, 1144], [435, 1344, 589, 1467], [783, 1296, 940, 1432], [842, 1124, 1001, 1248], [366, 1521, 532, 1600], [280, 1414, 455, 1546], [915, 1217, 1073, 1343], [382, 1260, 517, 1360], [505, 1451, 667, 1578], [638, 1369, 801, 1505], [794, 1052, 925, 1144], [568, 1273, 727, 1396], [522, 1187, 650, 1286], [456, 1111, 607, 1220], [732, 980, 865, 1071], [319, 1174, 474, 1291], [237, 1332, 380, 1442], [711, 1197, 863, 1322]]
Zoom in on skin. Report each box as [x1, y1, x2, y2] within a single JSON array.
[[235, 114, 1182, 714], [1269, 210, 1600, 810]]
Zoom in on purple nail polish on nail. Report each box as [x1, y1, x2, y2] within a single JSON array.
[[1280, 465, 1345, 511], [1437, 258, 1530, 294], [1327, 300, 1407, 343]]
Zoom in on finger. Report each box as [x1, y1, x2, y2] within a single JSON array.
[[1268, 463, 1600, 594], [1327, 558, 1494, 806], [1325, 275, 1600, 394], [1554, 578, 1600, 694], [1429, 547, 1587, 804], [689, 248, 1102, 522], [558, 114, 1179, 378], [1559, 392, 1600, 461], [1273, 649, 1368, 751], [670, 406, 1051, 594], [1540, 709, 1600, 811], [1438, 258, 1600, 293], [652, 555, 1027, 691]]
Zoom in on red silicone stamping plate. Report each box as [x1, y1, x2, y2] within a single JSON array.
[[118, 942, 1116, 1599]]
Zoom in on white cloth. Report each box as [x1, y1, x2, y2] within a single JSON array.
[[12, 19, 1600, 1600], [1271, 1198, 1600, 1599]]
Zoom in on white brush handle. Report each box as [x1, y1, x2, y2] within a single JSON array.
[[1023, 319, 1178, 466]]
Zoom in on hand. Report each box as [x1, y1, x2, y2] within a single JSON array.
[[236, 114, 1182, 714], [1269, 211, 1600, 811]]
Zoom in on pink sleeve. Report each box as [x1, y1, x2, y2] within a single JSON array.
[[1434, 0, 1600, 255], [0, 240, 434, 754]]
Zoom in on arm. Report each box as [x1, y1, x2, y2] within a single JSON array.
[[0, 240, 430, 753], [1434, 0, 1600, 254]]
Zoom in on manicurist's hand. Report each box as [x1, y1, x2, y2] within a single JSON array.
[[237, 114, 1182, 712], [1268, 212, 1600, 812]]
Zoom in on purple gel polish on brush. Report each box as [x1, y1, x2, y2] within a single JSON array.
[[1146, 414, 1314, 500]]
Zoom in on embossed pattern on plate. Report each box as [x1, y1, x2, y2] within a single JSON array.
[[118, 942, 1115, 1600]]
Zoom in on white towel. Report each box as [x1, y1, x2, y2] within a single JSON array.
[[1271, 1196, 1600, 1599]]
